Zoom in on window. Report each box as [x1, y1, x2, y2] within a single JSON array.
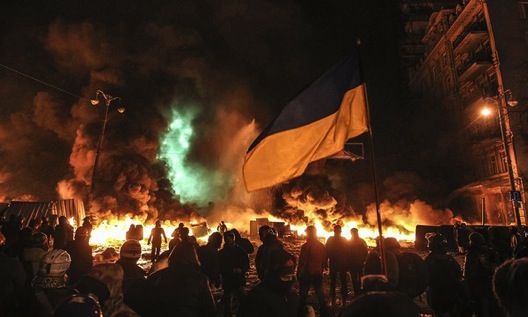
[[490, 154, 498, 175], [499, 147, 507, 173]]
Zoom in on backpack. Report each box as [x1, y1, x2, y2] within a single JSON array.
[[396, 251, 429, 298]]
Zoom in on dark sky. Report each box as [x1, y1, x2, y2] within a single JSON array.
[[0, 0, 438, 219]]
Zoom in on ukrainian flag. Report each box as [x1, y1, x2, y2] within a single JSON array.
[[243, 48, 368, 192]]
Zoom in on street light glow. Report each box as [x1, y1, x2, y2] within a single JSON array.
[[480, 107, 492, 116]]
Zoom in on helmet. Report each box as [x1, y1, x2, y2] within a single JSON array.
[[120, 240, 142, 259], [39, 249, 71, 277], [30, 232, 48, 248], [384, 237, 401, 250], [52, 294, 103, 317], [427, 233, 448, 251], [75, 226, 89, 238]]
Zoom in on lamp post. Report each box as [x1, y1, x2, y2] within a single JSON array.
[[89, 90, 125, 195], [481, 0, 525, 232], [482, 94, 524, 231]]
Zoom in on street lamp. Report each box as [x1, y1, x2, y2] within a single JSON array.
[[89, 90, 125, 195], [481, 91, 524, 231]]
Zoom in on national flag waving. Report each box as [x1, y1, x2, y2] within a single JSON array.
[[243, 48, 368, 192]]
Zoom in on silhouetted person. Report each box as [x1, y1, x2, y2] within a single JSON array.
[[455, 223, 471, 254], [348, 228, 368, 297], [197, 231, 222, 289], [53, 216, 73, 250], [0, 232, 26, 310], [65, 226, 93, 286], [82, 263, 140, 317], [238, 248, 298, 317], [230, 228, 254, 254], [364, 237, 399, 289], [116, 239, 146, 294], [326, 224, 348, 305], [5, 249, 76, 317], [255, 225, 284, 281], [425, 233, 470, 317], [81, 217, 93, 242], [125, 241, 215, 317], [125, 224, 138, 240], [20, 232, 48, 284], [147, 220, 167, 262], [385, 237, 428, 299], [493, 257, 528, 317], [39, 217, 54, 242], [464, 232, 494, 317], [297, 225, 328, 317], [217, 221, 227, 235], [219, 230, 249, 317]]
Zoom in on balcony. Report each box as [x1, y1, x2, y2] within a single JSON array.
[[457, 50, 492, 83], [453, 23, 488, 55]]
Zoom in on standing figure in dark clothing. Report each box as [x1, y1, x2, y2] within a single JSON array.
[[238, 248, 298, 317], [297, 225, 328, 317], [197, 231, 222, 289], [348, 228, 368, 297], [219, 230, 249, 317], [464, 232, 494, 317], [425, 233, 466, 317], [125, 224, 138, 240], [116, 239, 146, 294], [147, 220, 167, 262], [65, 226, 93, 286], [39, 217, 54, 242], [53, 216, 73, 250], [217, 221, 227, 235], [125, 242, 216, 317], [255, 225, 284, 281], [4, 249, 77, 317], [326, 225, 349, 305], [455, 223, 471, 254], [230, 228, 254, 254], [81, 217, 93, 242], [493, 258, 528, 317]]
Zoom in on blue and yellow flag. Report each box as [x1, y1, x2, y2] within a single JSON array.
[[243, 48, 368, 192]]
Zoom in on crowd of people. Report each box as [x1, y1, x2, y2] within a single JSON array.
[[1, 214, 528, 317]]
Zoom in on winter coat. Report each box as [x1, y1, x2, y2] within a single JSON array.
[[65, 240, 93, 285], [126, 263, 215, 317], [348, 237, 368, 270], [87, 263, 140, 317], [326, 235, 348, 270], [297, 238, 326, 277], [219, 244, 250, 289], [255, 235, 284, 280], [425, 251, 462, 313]]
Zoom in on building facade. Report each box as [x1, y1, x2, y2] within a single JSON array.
[[404, 0, 528, 224]]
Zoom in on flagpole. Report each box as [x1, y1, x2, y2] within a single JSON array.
[[357, 40, 387, 276]]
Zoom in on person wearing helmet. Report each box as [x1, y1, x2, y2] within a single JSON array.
[[464, 231, 495, 317], [4, 249, 78, 317], [65, 227, 93, 286], [219, 230, 250, 317], [424, 233, 469, 317], [197, 231, 222, 289], [53, 216, 73, 250], [21, 231, 49, 284], [238, 248, 297, 317], [52, 293, 102, 317], [116, 240, 146, 294], [255, 225, 284, 281]]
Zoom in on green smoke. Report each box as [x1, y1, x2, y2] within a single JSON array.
[[158, 106, 230, 205]]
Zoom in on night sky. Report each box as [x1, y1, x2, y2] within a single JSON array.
[[0, 0, 455, 222]]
